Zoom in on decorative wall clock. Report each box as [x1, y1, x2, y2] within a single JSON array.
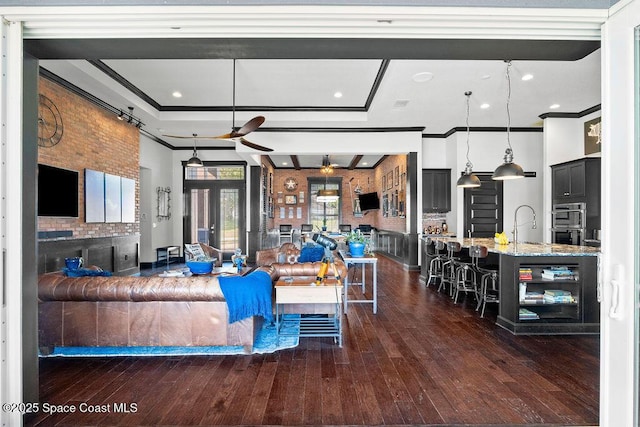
[[38, 94, 64, 147], [284, 177, 298, 192]]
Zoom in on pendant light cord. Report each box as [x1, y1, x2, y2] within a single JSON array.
[[464, 91, 472, 168], [505, 60, 513, 153], [192, 133, 198, 155]]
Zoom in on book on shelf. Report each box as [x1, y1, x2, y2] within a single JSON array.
[[544, 289, 572, 297], [519, 308, 540, 320], [521, 291, 545, 304], [541, 267, 575, 280], [543, 289, 575, 303], [518, 267, 533, 281]]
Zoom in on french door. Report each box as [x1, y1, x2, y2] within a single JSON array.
[[600, 1, 640, 425], [183, 165, 246, 261]]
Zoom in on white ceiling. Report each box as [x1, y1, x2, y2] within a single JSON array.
[[38, 47, 601, 168]]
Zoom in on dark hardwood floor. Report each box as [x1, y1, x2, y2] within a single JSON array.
[[31, 255, 599, 426]]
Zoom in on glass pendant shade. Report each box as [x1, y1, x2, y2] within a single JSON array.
[[317, 188, 339, 202]]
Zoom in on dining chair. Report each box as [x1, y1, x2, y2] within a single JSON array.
[[278, 224, 293, 245]]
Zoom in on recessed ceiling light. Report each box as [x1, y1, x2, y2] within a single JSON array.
[[282, 162, 288, 166], [157, 128, 165, 132], [522, 74, 534, 81], [334, 91, 343, 98], [550, 103, 560, 109], [393, 100, 410, 109], [481, 74, 491, 80], [412, 72, 434, 83], [362, 162, 368, 166], [480, 103, 490, 109], [172, 91, 182, 98]]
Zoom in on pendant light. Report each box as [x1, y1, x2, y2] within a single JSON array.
[[456, 91, 481, 188], [186, 133, 203, 167], [317, 155, 339, 202], [492, 60, 524, 180]]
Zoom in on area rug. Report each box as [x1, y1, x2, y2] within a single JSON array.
[[41, 315, 299, 357]]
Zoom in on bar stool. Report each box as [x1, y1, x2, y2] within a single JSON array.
[[469, 245, 500, 317], [439, 241, 463, 295], [426, 239, 445, 287], [452, 252, 477, 304]]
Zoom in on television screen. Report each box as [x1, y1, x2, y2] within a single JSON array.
[[358, 192, 380, 211], [38, 164, 79, 217]]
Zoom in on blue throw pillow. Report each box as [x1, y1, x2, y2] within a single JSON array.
[[298, 246, 325, 262]]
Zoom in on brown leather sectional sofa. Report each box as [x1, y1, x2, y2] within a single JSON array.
[[256, 243, 348, 280], [38, 272, 263, 354]]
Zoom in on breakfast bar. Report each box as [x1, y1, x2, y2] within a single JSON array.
[[422, 237, 600, 335]]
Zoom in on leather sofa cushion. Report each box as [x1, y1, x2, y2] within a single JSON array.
[[38, 273, 225, 302]]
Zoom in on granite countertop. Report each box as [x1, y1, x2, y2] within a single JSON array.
[[422, 236, 599, 256]]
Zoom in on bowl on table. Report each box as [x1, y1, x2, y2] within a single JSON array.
[[186, 260, 214, 275]]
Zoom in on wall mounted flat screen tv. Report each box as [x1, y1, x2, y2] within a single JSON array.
[[38, 164, 79, 217], [358, 192, 380, 211]]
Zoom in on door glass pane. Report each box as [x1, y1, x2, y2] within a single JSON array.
[[189, 188, 210, 244], [219, 188, 240, 251], [309, 181, 340, 230]]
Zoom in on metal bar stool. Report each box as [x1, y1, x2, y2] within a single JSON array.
[[439, 241, 462, 295], [452, 250, 477, 304], [469, 245, 500, 317], [426, 239, 445, 287]]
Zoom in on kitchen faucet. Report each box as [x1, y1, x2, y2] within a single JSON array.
[[513, 204, 537, 243]]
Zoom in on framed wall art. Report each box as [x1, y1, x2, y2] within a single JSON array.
[[285, 195, 297, 205], [584, 116, 602, 155], [394, 166, 399, 187], [387, 171, 393, 190]]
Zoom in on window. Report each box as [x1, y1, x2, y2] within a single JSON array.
[[308, 178, 341, 231], [185, 165, 244, 180]]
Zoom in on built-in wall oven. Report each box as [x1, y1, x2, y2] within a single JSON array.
[[551, 202, 586, 245]]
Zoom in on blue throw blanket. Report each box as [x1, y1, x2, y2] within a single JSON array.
[[63, 268, 112, 277], [219, 270, 273, 323]]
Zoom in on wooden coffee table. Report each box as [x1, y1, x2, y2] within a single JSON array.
[[274, 276, 343, 347]]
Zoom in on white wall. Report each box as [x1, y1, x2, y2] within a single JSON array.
[[139, 134, 175, 262], [422, 130, 545, 242]]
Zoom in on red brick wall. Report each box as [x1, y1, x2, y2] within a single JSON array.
[[37, 77, 140, 239], [270, 154, 407, 232]]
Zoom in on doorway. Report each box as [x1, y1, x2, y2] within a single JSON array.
[[182, 164, 246, 261], [463, 173, 504, 238]]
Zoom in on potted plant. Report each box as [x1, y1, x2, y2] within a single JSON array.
[[321, 218, 327, 232], [346, 230, 369, 257]]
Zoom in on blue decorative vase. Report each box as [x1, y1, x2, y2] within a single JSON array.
[[349, 242, 365, 257]]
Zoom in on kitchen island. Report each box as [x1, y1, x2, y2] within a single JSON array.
[[421, 237, 600, 335]]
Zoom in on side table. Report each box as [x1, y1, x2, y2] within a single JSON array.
[[339, 250, 378, 314], [275, 276, 343, 347]]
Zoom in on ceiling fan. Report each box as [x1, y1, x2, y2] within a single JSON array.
[[163, 59, 272, 152]]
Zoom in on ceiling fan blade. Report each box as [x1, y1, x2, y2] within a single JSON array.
[[232, 116, 265, 138], [162, 134, 200, 139], [239, 137, 273, 152]]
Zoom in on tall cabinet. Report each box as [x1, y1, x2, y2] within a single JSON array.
[[551, 157, 601, 235], [422, 169, 451, 213]]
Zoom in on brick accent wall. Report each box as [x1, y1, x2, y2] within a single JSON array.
[[270, 154, 407, 233], [37, 77, 140, 239], [373, 154, 407, 232]]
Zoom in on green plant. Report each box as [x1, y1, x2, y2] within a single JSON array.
[[346, 230, 369, 244]]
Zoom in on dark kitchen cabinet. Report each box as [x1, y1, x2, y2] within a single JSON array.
[[422, 169, 451, 213], [551, 158, 600, 204]]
